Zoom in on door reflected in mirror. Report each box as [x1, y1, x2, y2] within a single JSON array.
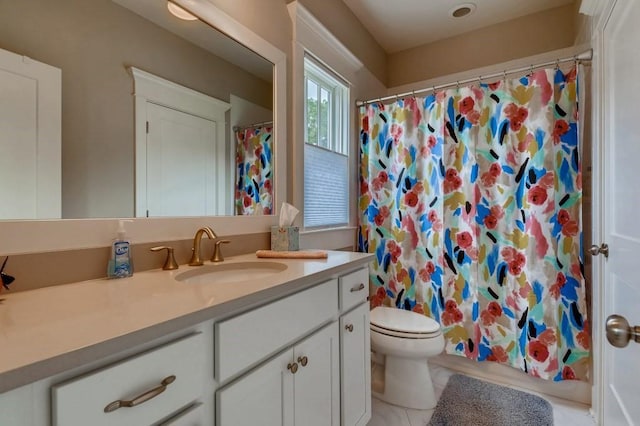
[[0, 0, 274, 219]]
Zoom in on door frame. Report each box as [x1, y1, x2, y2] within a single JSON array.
[[130, 67, 230, 217]]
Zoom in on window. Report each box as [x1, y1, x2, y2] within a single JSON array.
[[303, 56, 349, 228]]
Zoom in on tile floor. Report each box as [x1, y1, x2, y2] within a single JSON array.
[[367, 364, 595, 426]]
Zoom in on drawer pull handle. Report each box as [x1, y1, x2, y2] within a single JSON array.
[[297, 356, 309, 367], [350, 283, 365, 292], [104, 375, 176, 413], [345, 324, 354, 332], [287, 362, 299, 374]]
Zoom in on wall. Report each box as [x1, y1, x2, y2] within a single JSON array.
[[388, 3, 578, 87], [0, 0, 272, 219], [292, 0, 388, 85]]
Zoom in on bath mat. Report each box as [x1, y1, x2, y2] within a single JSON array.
[[427, 374, 553, 426]]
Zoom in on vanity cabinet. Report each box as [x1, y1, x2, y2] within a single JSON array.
[[0, 257, 372, 426], [216, 267, 370, 426], [216, 322, 340, 426]]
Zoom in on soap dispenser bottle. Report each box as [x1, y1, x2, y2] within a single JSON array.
[[107, 220, 133, 279]]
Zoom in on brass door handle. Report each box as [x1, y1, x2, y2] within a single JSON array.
[[606, 314, 640, 348], [345, 324, 354, 332], [588, 243, 609, 258], [104, 375, 176, 413], [350, 283, 365, 292], [297, 356, 308, 367], [287, 362, 299, 374]]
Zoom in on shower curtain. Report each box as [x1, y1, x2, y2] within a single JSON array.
[[235, 125, 273, 215], [358, 67, 589, 381]]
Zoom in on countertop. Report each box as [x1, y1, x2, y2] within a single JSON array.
[[0, 250, 373, 393]]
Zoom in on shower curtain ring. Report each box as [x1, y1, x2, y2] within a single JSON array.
[[456, 81, 460, 89], [555, 59, 560, 70], [477, 75, 482, 85], [529, 64, 534, 75], [502, 70, 507, 81]]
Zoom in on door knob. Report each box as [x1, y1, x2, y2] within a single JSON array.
[[297, 356, 308, 367], [606, 314, 640, 348], [588, 243, 609, 258]]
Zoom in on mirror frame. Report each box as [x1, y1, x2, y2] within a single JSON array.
[[0, 0, 286, 255]]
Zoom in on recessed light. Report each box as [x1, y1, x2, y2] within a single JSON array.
[[167, 1, 198, 21], [450, 3, 476, 18]]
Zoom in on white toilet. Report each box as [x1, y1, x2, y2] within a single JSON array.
[[370, 306, 445, 410]]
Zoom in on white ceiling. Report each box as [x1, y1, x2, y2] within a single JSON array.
[[342, 0, 575, 53]]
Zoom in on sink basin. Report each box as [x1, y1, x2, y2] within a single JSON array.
[[175, 261, 288, 285]]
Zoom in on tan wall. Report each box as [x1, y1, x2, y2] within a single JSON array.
[[4, 232, 270, 293], [388, 4, 578, 87], [0, 0, 272, 219], [293, 0, 388, 85]]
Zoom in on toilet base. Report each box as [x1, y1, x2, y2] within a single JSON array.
[[372, 356, 437, 410]]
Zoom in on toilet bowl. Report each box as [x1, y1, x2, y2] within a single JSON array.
[[370, 306, 444, 410]]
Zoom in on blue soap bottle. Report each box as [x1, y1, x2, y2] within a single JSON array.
[[107, 220, 133, 279]]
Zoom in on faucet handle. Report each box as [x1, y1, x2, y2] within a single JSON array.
[[211, 240, 231, 263], [150, 246, 179, 270]]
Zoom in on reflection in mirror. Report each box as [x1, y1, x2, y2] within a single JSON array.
[[0, 0, 274, 220]]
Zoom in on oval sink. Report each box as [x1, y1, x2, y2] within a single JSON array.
[[175, 261, 288, 285]]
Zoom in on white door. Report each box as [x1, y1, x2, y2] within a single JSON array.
[[146, 103, 217, 217], [601, 0, 640, 423], [293, 322, 340, 426], [0, 48, 61, 219]]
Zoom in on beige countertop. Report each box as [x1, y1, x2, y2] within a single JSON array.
[[0, 250, 373, 393]]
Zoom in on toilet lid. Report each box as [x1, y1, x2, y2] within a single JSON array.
[[370, 323, 440, 339], [370, 307, 440, 334]]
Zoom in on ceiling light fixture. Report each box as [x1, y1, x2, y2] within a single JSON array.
[[450, 3, 476, 18], [167, 1, 198, 21]]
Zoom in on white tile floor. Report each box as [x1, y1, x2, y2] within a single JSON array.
[[367, 364, 595, 426]]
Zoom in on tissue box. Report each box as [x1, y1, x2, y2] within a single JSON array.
[[271, 226, 299, 251]]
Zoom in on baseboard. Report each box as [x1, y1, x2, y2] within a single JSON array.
[[429, 354, 592, 405]]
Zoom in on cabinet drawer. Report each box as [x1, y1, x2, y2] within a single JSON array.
[[157, 402, 203, 426], [339, 268, 369, 311], [216, 279, 338, 383], [52, 333, 204, 426]]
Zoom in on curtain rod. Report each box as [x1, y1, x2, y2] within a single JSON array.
[[233, 120, 273, 131], [356, 49, 593, 107]]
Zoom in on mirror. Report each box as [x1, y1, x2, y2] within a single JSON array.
[[0, 0, 274, 220]]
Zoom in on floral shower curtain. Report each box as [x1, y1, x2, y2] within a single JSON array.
[[235, 125, 273, 215], [358, 67, 589, 381]]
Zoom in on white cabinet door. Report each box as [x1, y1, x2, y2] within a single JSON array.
[[340, 303, 371, 426], [293, 322, 340, 426], [217, 350, 294, 426]]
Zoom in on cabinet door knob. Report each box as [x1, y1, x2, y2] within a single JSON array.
[[104, 375, 176, 413], [297, 356, 308, 367], [350, 283, 365, 292], [287, 362, 299, 374], [345, 324, 354, 332]]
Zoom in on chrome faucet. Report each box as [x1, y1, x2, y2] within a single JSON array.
[[189, 227, 217, 266]]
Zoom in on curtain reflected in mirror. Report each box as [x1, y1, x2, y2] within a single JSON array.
[[234, 124, 273, 215]]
